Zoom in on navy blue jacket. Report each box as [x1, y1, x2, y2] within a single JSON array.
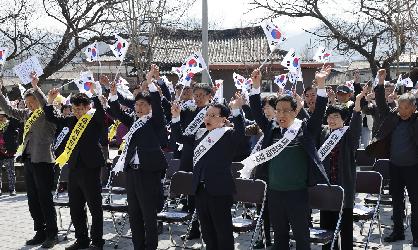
[[172, 114, 245, 196], [109, 91, 168, 172]]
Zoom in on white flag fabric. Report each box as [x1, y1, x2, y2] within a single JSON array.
[[179, 71, 195, 87], [213, 79, 224, 103], [171, 66, 184, 78], [233, 72, 252, 91], [345, 80, 355, 92], [281, 48, 301, 74], [261, 20, 286, 51], [116, 77, 134, 99], [110, 35, 129, 61], [84, 42, 99, 62], [0, 47, 8, 65], [313, 47, 332, 62], [181, 52, 207, 74], [75, 71, 95, 97], [274, 74, 287, 89], [397, 75, 414, 87]]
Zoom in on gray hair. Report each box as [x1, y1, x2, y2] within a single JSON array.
[[398, 93, 416, 106]]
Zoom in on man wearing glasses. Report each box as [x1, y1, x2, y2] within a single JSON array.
[[248, 67, 331, 249]]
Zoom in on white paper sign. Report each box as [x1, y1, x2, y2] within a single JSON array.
[[13, 56, 44, 85]]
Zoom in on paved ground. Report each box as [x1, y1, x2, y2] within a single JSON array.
[[0, 192, 415, 249]]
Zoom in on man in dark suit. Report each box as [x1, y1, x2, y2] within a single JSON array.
[[171, 93, 245, 250], [366, 69, 418, 246], [44, 86, 105, 250], [172, 82, 213, 239], [0, 74, 58, 248], [108, 66, 168, 250], [249, 67, 330, 250]]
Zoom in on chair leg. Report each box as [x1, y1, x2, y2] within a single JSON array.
[[168, 224, 177, 246], [63, 221, 72, 240], [57, 207, 63, 229], [378, 214, 383, 245], [182, 210, 198, 249]]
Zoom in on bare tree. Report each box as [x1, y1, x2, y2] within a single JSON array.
[[250, 0, 418, 77]]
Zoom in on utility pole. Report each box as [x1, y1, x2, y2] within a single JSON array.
[[202, 0, 210, 84]]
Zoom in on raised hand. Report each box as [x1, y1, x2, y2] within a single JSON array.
[[366, 92, 375, 102], [230, 91, 244, 110], [315, 65, 332, 89], [327, 87, 336, 105], [30, 71, 39, 90], [354, 69, 360, 83], [48, 88, 59, 104], [377, 69, 386, 85], [251, 69, 261, 89], [150, 64, 160, 80], [99, 75, 110, 88], [387, 90, 397, 103], [171, 101, 181, 118], [354, 85, 368, 112]]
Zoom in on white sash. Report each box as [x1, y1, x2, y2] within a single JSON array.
[[193, 127, 232, 166], [112, 114, 151, 173], [183, 106, 208, 136], [53, 127, 69, 150], [239, 119, 303, 179], [251, 134, 264, 154], [318, 126, 349, 161]]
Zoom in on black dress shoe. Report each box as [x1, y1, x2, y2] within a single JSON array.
[[413, 239, 418, 247], [26, 231, 46, 245], [384, 232, 405, 242], [41, 235, 58, 249], [65, 240, 90, 250]]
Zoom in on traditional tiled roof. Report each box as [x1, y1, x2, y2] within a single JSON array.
[[150, 26, 286, 66]]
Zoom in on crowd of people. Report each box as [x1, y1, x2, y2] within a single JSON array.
[[0, 63, 417, 250]]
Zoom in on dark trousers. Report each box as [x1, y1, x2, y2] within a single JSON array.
[[195, 184, 234, 250], [126, 168, 161, 250], [24, 160, 58, 237], [68, 167, 103, 245], [320, 208, 353, 250], [269, 188, 310, 250], [390, 163, 418, 239]]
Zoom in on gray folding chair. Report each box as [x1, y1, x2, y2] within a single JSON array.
[[157, 171, 201, 248], [301, 185, 344, 247], [53, 164, 72, 240], [232, 178, 267, 250], [354, 171, 383, 249]]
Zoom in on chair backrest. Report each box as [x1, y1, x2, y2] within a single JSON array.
[[309, 184, 344, 212], [356, 148, 375, 166], [233, 178, 266, 204], [169, 171, 194, 198], [164, 151, 174, 163], [372, 159, 390, 186], [356, 171, 382, 195], [231, 162, 244, 179], [166, 159, 181, 180]]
